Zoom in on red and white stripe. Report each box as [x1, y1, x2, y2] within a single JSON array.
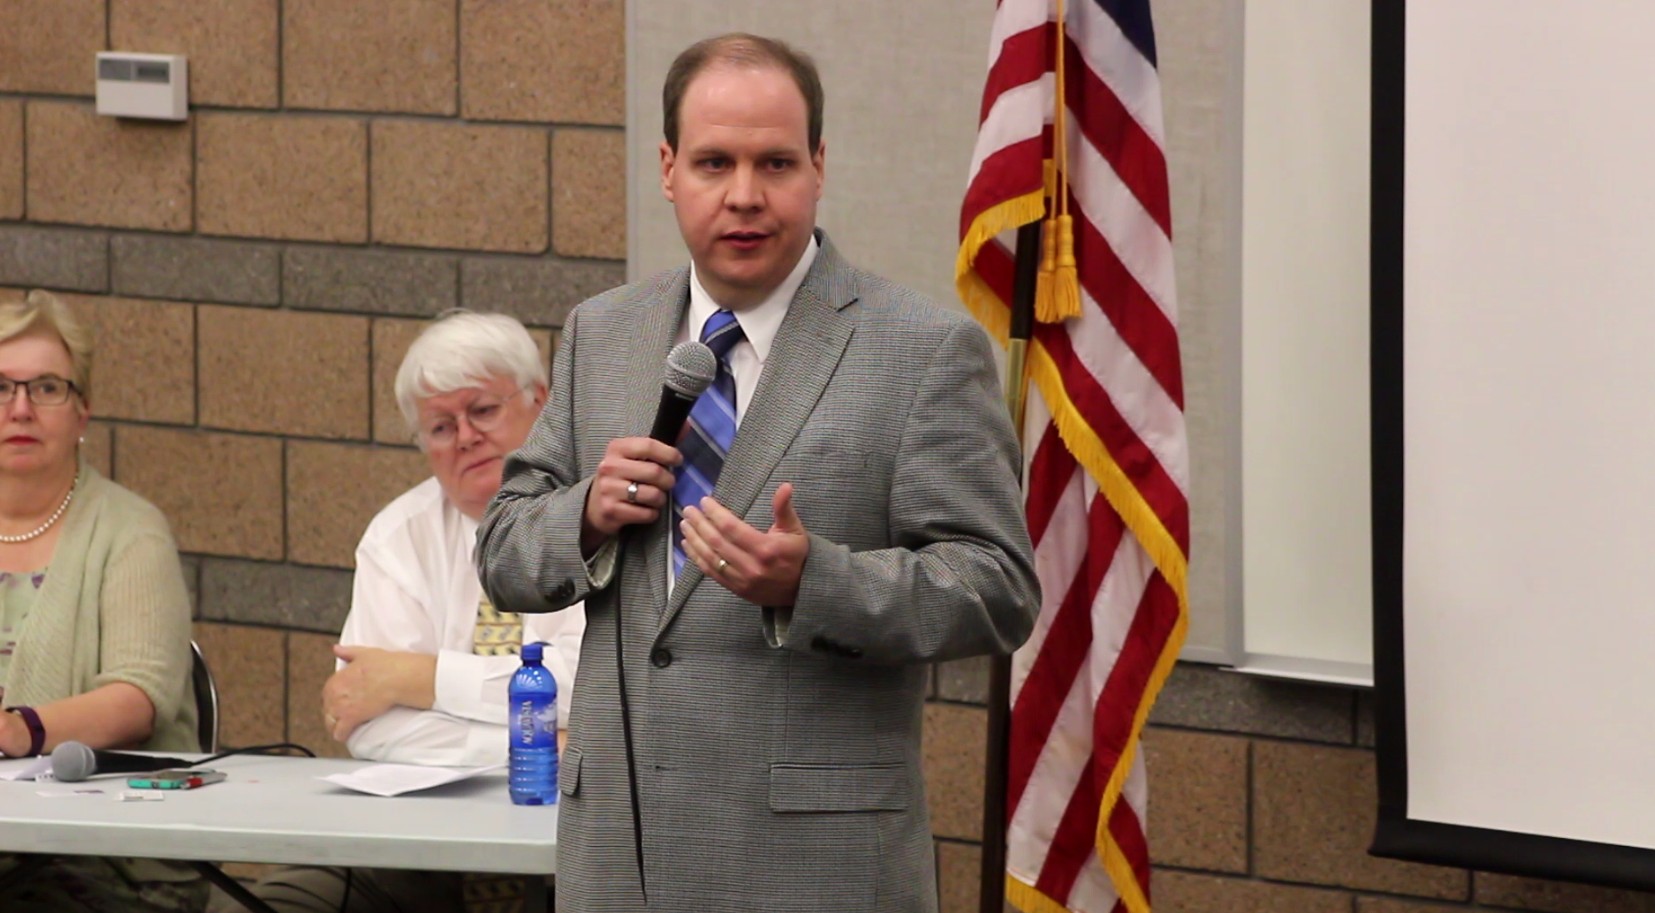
[[960, 3, 1189, 913]]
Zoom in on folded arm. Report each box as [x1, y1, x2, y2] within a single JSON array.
[[329, 538, 580, 763], [343, 640, 577, 765]]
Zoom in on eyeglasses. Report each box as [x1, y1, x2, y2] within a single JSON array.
[[417, 388, 527, 447], [0, 375, 80, 407]]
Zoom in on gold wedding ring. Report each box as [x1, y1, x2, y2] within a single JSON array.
[[715, 557, 729, 573]]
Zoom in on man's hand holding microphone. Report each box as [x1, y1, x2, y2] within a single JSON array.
[[579, 339, 809, 606]]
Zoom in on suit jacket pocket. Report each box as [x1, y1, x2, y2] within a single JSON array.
[[559, 745, 582, 797], [781, 447, 890, 486], [768, 763, 908, 813]]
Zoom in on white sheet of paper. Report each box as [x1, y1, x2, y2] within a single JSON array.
[[318, 763, 503, 798], [0, 756, 52, 781]]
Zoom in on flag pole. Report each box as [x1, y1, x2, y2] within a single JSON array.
[[980, 219, 1042, 913], [1002, 221, 1040, 430]]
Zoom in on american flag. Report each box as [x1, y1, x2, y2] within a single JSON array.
[[956, 2, 1188, 912]]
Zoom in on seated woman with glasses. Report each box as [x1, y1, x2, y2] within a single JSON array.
[[0, 291, 203, 912], [216, 310, 584, 913]]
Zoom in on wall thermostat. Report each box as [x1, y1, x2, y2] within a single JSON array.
[[95, 52, 188, 121]]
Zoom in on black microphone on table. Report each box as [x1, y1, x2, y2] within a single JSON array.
[[50, 741, 192, 782], [648, 340, 718, 443]]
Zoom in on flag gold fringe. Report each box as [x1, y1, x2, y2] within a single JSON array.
[[955, 188, 1048, 346], [1007, 874, 1078, 913], [1000, 342, 1190, 913]]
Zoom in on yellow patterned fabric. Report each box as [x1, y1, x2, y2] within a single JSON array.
[[461, 872, 530, 913], [472, 597, 522, 657]]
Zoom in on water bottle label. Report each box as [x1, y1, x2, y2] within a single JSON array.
[[512, 699, 557, 749]]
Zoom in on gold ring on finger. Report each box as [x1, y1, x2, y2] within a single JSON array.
[[626, 481, 640, 504]]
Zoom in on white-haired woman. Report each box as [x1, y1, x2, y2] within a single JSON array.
[[0, 291, 202, 911], [221, 311, 584, 913]]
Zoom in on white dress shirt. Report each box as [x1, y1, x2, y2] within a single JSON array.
[[340, 477, 585, 766], [678, 234, 819, 424]]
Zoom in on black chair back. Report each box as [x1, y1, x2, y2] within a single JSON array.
[[190, 641, 219, 753]]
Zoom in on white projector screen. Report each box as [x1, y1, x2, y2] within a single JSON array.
[[1371, 0, 1655, 888]]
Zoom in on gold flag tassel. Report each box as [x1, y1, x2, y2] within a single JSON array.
[[1039, 0, 1083, 323], [1051, 212, 1080, 319], [1033, 175, 1058, 322]]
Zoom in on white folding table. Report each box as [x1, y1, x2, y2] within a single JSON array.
[[0, 754, 557, 912]]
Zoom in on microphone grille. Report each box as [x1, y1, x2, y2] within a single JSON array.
[[664, 341, 718, 398], [50, 741, 97, 782]]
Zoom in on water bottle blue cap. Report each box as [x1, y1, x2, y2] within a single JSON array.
[[521, 641, 544, 661]]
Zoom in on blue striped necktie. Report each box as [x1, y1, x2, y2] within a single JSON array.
[[673, 310, 745, 575]]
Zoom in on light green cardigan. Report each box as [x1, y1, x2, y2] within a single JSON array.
[[0, 466, 201, 890], [2, 464, 197, 753]]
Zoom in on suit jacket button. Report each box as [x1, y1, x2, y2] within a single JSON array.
[[650, 647, 673, 668]]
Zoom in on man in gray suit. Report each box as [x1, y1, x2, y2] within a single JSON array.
[[476, 32, 1038, 913]]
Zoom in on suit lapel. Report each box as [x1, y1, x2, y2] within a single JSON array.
[[661, 240, 858, 630], [623, 271, 690, 618]]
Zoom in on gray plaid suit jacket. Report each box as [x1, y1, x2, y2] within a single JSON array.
[[476, 233, 1039, 913]]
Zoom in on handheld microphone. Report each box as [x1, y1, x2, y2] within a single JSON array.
[[50, 741, 193, 782], [648, 341, 718, 443]]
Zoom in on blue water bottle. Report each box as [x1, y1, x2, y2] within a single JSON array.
[[508, 642, 559, 805]]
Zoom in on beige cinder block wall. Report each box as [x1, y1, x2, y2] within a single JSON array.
[[1, 2, 1647, 911], [0, 0, 624, 766]]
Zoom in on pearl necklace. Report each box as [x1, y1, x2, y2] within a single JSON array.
[[0, 475, 77, 544]]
